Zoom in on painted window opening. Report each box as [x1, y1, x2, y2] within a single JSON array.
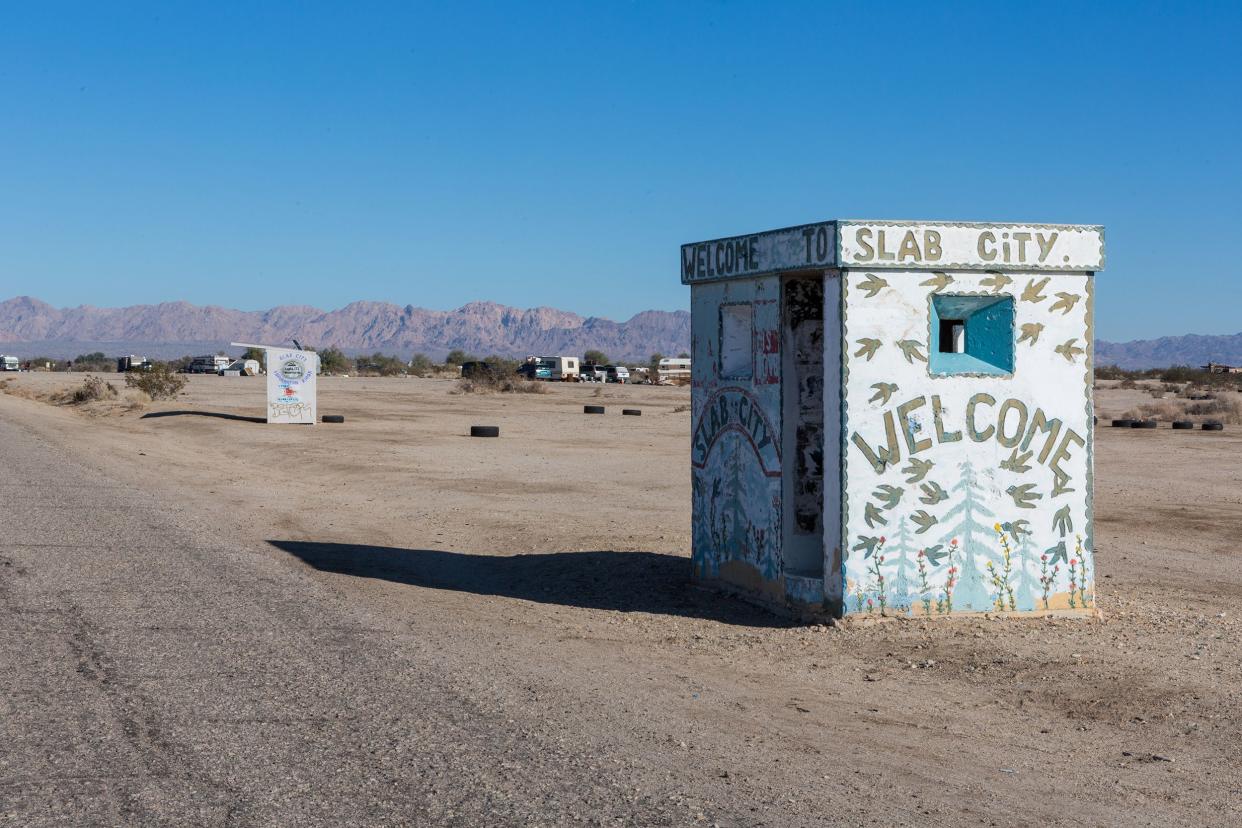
[[929, 295, 1014, 376], [720, 303, 753, 380], [938, 319, 966, 353]]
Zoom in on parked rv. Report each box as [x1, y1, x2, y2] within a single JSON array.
[[1, 355, 19, 372], [657, 357, 691, 384]]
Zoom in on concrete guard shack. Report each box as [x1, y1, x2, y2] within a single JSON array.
[[682, 220, 1103, 619]]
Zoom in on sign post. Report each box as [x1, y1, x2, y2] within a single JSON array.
[[231, 342, 319, 424]]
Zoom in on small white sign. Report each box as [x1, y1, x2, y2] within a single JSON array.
[[265, 348, 317, 424]]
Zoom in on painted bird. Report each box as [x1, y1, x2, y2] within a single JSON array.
[[857, 273, 889, 298], [921, 544, 949, 566], [919, 481, 948, 505], [853, 535, 883, 558], [854, 338, 882, 361], [980, 272, 1013, 293], [1001, 520, 1030, 539], [1045, 540, 1068, 566], [911, 510, 938, 534], [1017, 322, 1045, 346], [920, 272, 954, 293], [869, 382, 898, 405], [864, 502, 888, 528], [1049, 292, 1081, 315], [1006, 483, 1043, 509], [902, 457, 934, 484], [1021, 277, 1050, 303], [897, 339, 927, 364], [1055, 338, 1085, 363], [1051, 472, 1075, 497], [873, 484, 904, 510], [1052, 505, 1073, 537], [1000, 448, 1033, 473]]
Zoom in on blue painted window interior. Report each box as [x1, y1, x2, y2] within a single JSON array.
[[929, 295, 1014, 376]]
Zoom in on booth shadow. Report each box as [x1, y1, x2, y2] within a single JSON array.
[[141, 410, 266, 424], [269, 540, 792, 628]]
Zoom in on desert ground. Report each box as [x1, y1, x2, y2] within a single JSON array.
[[1, 372, 1240, 826]]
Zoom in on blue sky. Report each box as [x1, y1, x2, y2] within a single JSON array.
[[1, 1, 1238, 342]]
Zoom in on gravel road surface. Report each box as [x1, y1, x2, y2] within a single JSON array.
[[0, 418, 733, 827]]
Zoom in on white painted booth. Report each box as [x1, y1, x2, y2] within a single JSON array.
[[682, 221, 1103, 618], [232, 342, 319, 424]]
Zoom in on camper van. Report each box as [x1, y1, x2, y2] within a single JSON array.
[[1, 355, 19, 372], [657, 357, 691, 383], [605, 364, 630, 383]]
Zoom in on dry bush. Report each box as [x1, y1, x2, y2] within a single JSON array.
[[1135, 400, 1186, 422], [124, 365, 187, 400], [673, 404, 691, 413], [1119, 378, 1138, 389], [69, 376, 118, 404], [1186, 394, 1242, 423], [455, 376, 547, 394], [1148, 388, 1166, 399]]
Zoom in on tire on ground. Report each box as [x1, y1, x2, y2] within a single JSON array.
[[322, 414, 345, 424], [622, 409, 641, 416], [1131, 420, 1158, 429], [1111, 419, 1134, 427], [1202, 422, 1225, 431], [1172, 420, 1194, 429], [470, 425, 500, 437], [584, 405, 606, 414]]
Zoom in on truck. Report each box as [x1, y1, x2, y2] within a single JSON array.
[[519, 355, 580, 381], [1, 355, 19, 372], [186, 355, 232, 374], [116, 355, 152, 372], [605, 364, 630, 383]]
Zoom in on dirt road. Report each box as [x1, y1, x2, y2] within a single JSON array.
[[1, 374, 1239, 826]]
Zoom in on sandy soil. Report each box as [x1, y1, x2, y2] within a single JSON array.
[[2, 372, 1240, 825]]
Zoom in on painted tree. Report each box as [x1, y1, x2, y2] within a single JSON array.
[[1010, 531, 1039, 611], [938, 459, 996, 611], [886, 518, 918, 612]]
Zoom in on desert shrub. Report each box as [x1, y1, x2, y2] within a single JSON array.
[[1136, 400, 1185, 422], [456, 375, 547, 394], [1148, 388, 1166, 398], [124, 365, 186, 400], [1119, 378, 1138, 389], [1186, 394, 1242, 423], [355, 352, 407, 376], [70, 375, 118, 404], [408, 353, 434, 376]]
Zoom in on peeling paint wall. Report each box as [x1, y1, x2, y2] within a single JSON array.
[[840, 269, 1095, 616], [690, 276, 786, 603]]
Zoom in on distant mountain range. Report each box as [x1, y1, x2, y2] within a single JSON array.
[[1094, 332, 1242, 370], [1, 295, 1237, 370], [0, 296, 691, 362]]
